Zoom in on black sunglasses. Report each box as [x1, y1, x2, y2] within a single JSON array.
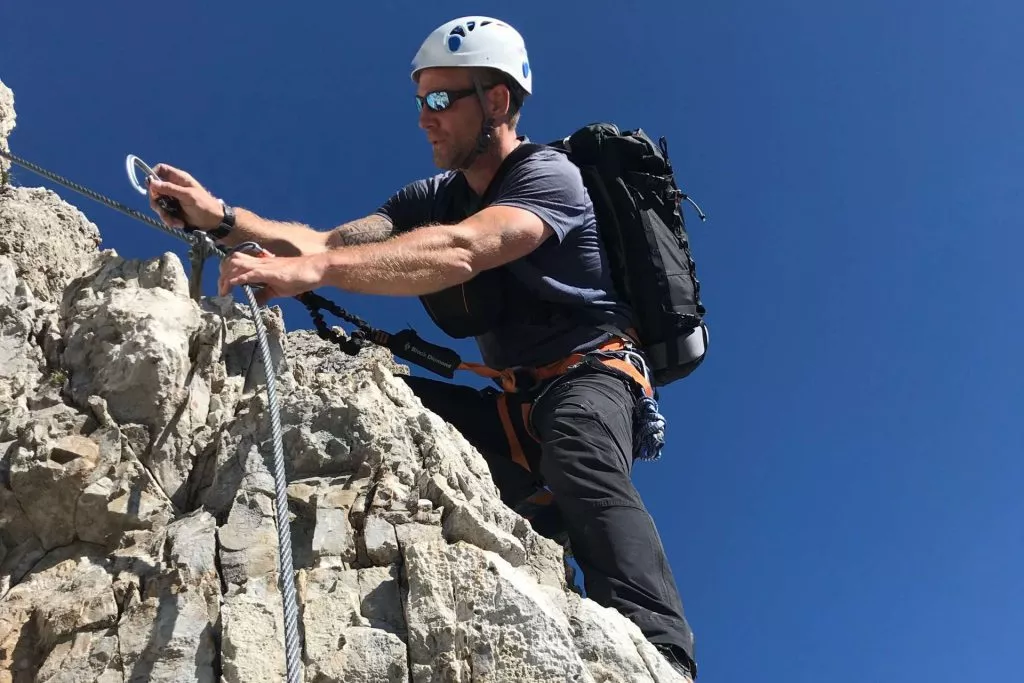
[[415, 83, 498, 113], [415, 88, 477, 113]]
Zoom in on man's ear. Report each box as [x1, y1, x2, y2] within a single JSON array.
[[487, 84, 512, 122]]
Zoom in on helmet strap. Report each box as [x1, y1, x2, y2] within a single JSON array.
[[454, 76, 497, 171]]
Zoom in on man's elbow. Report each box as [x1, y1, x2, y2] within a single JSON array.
[[448, 240, 482, 278], [447, 207, 553, 273], [440, 225, 480, 272]]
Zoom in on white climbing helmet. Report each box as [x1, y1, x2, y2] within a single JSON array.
[[411, 16, 533, 95]]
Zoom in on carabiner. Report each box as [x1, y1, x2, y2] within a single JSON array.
[[125, 154, 157, 195], [125, 154, 188, 226]]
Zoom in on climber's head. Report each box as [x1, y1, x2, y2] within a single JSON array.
[[411, 17, 532, 171]]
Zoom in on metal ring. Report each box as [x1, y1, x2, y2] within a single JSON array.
[[228, 241, 271, 257], [125, 154, 157, 196]]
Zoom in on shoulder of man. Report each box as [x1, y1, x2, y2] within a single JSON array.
[[489, 141, 590, 242], [513, 140, 577, 172], [498, 142, 586, 195]]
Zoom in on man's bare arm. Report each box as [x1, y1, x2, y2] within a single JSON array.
[[209, 210, 396, 257], [217, 208, 325, 256], [325, 214, 398, 248], [146, 162, 398, 256], [317, 205, 553, 296]]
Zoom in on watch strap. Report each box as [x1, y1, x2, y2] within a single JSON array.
[[208, 201, 235, 239]]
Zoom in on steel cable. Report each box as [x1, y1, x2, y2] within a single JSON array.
[[1, 147, 303, 683]]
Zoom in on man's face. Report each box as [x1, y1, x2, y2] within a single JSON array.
[[416, 67, 483, 170]]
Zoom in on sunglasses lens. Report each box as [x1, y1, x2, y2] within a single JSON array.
[[426, 91, 450, 111]]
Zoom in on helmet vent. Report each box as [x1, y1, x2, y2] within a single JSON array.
[[447, 25, 466, 52]]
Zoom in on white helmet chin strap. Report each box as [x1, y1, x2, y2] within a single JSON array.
[[453, 76, 497, 171]]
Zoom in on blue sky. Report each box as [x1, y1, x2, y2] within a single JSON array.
[[3, 1, 1022, 681]]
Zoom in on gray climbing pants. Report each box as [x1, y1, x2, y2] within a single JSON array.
[[401, 365, 697, 676]]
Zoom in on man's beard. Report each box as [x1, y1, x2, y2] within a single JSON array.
[[433, 137, 474, 171]]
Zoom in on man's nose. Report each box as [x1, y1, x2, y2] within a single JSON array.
[[418, 105, 437, 130]]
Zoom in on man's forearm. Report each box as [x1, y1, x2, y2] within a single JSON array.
[[319, 223, 478, 296], [326, 214, 398, 248], [215, 210, 396, 257], [215, 208, 325, 256]]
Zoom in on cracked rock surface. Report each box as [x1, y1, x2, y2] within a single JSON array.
[[0, 77, 688, 682]]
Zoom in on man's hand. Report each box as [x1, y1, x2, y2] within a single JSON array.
[[218, 251, 327, 305], [147, 164, 225, 231]]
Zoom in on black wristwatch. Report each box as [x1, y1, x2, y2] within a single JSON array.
[[208, 201, 235, 240]]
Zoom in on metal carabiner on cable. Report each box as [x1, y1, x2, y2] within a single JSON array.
[[126, 155, 191, 227], [125, 154, 156, 195], [223, 242, 274, 292], [227, 241, 273, 259], [126, 154, 215, 300]]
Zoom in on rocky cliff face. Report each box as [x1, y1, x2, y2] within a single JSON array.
[[0, 78, 686, 682]]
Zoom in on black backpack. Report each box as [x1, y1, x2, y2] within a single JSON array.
[[550, 123, 710, 386], [413, 122, 710, 386]]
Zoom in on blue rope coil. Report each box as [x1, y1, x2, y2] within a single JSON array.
[[634, 394, 666, 461]]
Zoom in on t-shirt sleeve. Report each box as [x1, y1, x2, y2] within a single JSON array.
[[488, 151, 588, 242], [373, 177, 438, 233]]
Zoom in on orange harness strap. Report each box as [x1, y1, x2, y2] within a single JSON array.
[[457, 336, 654, 477], [495, 394, 531, 472], [458, 336, 654, 398]]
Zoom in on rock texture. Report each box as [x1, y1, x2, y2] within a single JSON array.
[[0, 80, 13, 180], [0, 78, 688, 682]]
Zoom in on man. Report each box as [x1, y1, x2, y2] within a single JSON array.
[[147, 16, 698, 680]]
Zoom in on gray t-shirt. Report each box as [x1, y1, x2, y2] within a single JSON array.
[[375, 144, 633, 369]]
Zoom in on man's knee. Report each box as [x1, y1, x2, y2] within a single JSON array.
[[541, 454, 645, 513]]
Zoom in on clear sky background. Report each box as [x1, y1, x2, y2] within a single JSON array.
[[2, 1, 1022, 681]]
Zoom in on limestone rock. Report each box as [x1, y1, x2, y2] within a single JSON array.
[[221, 576, 288, 683], [0, 254, 18, 304], [300, 566, 408, 682], [8, 432, 104, 550], [283, 328, 407, 385], [363, 513, 400, 565], [60, 251, 221, 507], [0, 186, 101, 306], [76, 456, 175, 548], [117, 586, 217, 682], [0, 255, 62, 425], [404, 539, 585, 682], [34, 629, 123, 683], [0, 544, 116, 679], [218, 486, 281, 586], [0, 480, 44, 595], [0, 79, 14, 178]]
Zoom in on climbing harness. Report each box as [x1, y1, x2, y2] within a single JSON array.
[[470, 336, 669, 465], [2, 148, 304, 683]]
